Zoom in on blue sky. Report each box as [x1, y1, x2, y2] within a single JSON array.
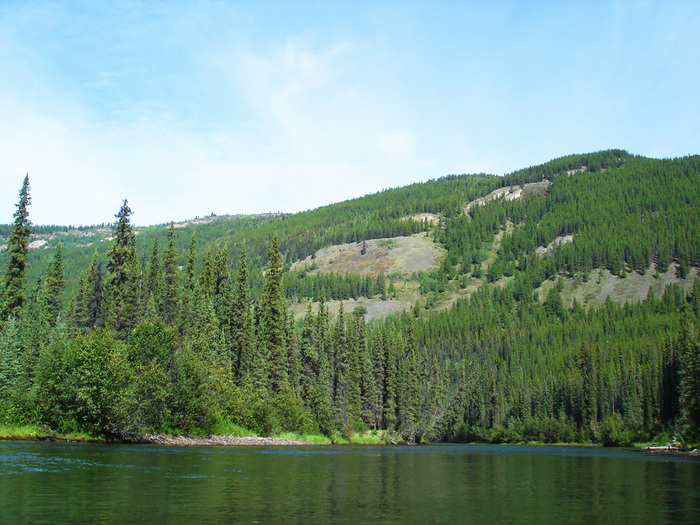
[[1, 1, 698, 226]]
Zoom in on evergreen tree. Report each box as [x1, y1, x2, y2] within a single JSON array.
[[382, 327, 398, 430], [259, 237, 288, 392], [679, 310, 700, 438], [185, 234, 197, 292], [106, 200, 140, 338], [397, 322, 420, 437], [359, 314, 380, 428], [345, 311, 364, 430], [162, 222, 179, 326], [45, 242, 65, 323], [231, 247, 254, 383], [144, 237, 162, 314], [71, 251, 104, 333], [199, 251, 213, 299], [2, 175, 32, 320], [213, 246, 230, 297], [86, 260, 106, 332], [0, 316, 22, 408], [579, 340, 598, 426]]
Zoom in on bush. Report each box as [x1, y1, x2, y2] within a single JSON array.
[[596, 413, 633, 447]]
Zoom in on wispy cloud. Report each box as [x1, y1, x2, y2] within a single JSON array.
[[0, 1, 698, 226]]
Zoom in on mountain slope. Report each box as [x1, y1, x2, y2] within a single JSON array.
[[2, 149, 699, 446]]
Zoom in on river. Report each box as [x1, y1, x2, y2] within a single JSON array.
[[1, 441, 699, 523]]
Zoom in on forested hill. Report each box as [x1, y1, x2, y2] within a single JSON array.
[[1, 150, 699, 446]]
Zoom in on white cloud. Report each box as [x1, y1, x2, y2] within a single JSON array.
[[1, 2, 698, 227]]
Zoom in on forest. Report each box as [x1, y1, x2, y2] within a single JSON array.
[[1, 150, 699, 445]]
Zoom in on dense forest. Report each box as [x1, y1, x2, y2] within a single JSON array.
[[1, 150, 699, 445]]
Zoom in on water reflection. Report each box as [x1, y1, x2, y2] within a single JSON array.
[[1, 442, 699, 523]]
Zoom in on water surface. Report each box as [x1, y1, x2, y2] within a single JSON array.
[[1, 441, 699, 523]]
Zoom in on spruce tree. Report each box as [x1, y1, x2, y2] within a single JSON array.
[[361, 326, 381, 428], [2, 175, 32, 320], [259, 237, 288, 392], [333, 302, 348, 429], [86, 259, 106, 332], [162, 222, 179, 326], [45, 242, 65, 323], [579, 340, 598, 426], [185, 234, 197, 292], [71, 251, 101, 333], [397, 322, 420, 436], [0, 315, 22, 402], [213, 246, 229, 297], [106, 200, 140, 338], [199, 251, 213, 299], [345, 311, 363, 430], [231, 247, 253, 382], [679, 309, 700, 438], [145, 237, 162, 312]]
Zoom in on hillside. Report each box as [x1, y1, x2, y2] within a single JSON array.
[[1, 149, 699, 446]]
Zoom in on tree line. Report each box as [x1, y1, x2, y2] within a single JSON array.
[[1, 154, 699, 444]]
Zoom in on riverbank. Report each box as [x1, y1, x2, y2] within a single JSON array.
[[0, 423, 103, 443], [5, 423, 698, 452], [639, 444, 700, 456], [0, 423, 391, 446], [140, 434, 315, 446]]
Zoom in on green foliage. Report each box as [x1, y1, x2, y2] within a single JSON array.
[[105, 201, 140, 338], [2, 151, 699, 444], [71, 329, 128, 435], [678, 310, 700, 438], [2, 175, 32, 320], [259, 237, 288, 392], [43, 243, 65, 324], [0, 316, 22, 418], [162, 223, 180, 325]]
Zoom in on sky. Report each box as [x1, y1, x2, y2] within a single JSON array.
[[1, 1, 699, 227]]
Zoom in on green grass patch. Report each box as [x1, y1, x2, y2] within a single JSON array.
[[207, 418, 258, 438], [379, 239, 399, 250], [0, 423, 99, 442], [348, 431, 387, 444], [274, 431, 334, 444], [0, 423, 52, 440]]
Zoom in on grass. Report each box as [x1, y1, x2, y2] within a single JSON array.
[[0, 423, 99, 442], [273, 429, 391, 445], [379, 238, 399, 250], [274, 431, 334, 444], [206, 419, 258, 438], [348, 431, 387, 444]]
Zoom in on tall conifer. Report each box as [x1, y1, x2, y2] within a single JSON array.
[[259, 237, 288, 392], [162, 222, 179, 326], [45, 242, 65, 323], [231, 247, 253, 382], [2, 175, 31, 320], [106, 200, 140, 338]]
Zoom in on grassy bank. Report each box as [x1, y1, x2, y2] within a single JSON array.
[[0, 423, 102, 443], [0, 422, 394, 446], [274, 430, 392, 445]]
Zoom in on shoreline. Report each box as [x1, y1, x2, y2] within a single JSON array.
[[2, 425, 699, 452], [638, 444, 700, 456], [139, 434, 316, 446]]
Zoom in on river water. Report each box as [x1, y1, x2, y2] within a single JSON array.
[[1, 441, 699, 523]]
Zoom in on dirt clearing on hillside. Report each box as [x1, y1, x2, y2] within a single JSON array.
[[291, 234, 445, 277]]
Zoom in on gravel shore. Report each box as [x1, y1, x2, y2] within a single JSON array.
[[141, 434, 315, 446]]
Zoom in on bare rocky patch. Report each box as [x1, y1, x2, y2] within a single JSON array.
[[536, 234, 575, 255], [291, 233, 444, 277], [537, 264, 698, 308], [141, 434, 314, 446], [464, 181, 550, 214]]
